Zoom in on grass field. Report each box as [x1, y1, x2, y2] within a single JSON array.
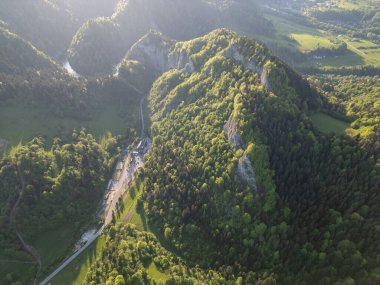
[[0, 260, 36, 284], [0, 98, 138, 147], [290, 33, 337, 52], [49, 237, 106, 285], [259, 11, 380, 69], [0, 225, 78, 284], [0, 246, 36, 284], [116, 179, 146, 230], [147, 262, 170, 283], [32, 224, 77, 276], [343, 38, 380, 66], [335, 0, 380, 10], [311, 112, 350, 134]]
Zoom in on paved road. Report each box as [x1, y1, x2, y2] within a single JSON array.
[[104, 153, 143, 225], [39, 148, 147, 285], [38, 82, 149, 285], [39, 226, 103, 285]]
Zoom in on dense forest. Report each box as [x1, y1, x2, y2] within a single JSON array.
[[0, 0, 118, 57], [0, 1, 379, 285], [0, 130, 119, 281], [77, 30, 379, 284], [68, 0, 274, 77], [308, 74, 379, 155]]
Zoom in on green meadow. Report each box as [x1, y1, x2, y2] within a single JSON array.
[[0, 98, 138, 147], [49, 237, 106, 285], [258, 12, 380, 69], [311, 112, 350, 135]]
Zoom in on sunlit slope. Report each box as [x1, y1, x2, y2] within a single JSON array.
[[68, 0, 274, 77], [120, 29, 378, 284]]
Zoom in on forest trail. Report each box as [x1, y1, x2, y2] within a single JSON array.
[[10, 164, 42, 285]]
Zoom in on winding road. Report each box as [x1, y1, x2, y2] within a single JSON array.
[[38, 83, 149, 285]]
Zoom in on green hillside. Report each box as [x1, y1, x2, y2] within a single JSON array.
[[68, 0, 274, 77], [76, 30, 380, 284], [0, 0, 118, 56], [0, 1, 378, 285]]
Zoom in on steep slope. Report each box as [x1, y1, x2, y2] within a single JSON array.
[[0, 27, 57, 75], [0, 26, 91, 125], [87, 29, 380, 284], [68, 0, 274, 77], [0, 0, 118, 57]]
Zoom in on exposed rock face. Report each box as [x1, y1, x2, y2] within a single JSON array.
[[222, 44, 261, 74], [126, 32, 195, 75], [260, 67, 272, 92], [126, 32, 173, 74], [224, 114, 258, 192], [222, 44, 272, 92], [128, 32, 262, 192], [238, 153, 258, 191], [223, 114, 244, 151], [128, 33, 271, 94]]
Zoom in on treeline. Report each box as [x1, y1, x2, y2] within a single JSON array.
[[0, 130, 120, 284], [0, 0, 118, 56], [126, 30, 379, 284], [83, 224, 277, 284], [0, 130, 119, 282], [0, 27, 90, 115], [68, 0, 274, 77], [308, 42, 348, 57], [302, 65, 380, 76], [308, 74, 380, 156], [306, 5, 380, 44]]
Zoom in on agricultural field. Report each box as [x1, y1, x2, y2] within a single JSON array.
[[318, 0, 379, 11], [290, 33, 337, 52], [342, 38, 380, 66], [259, 7, 380, 69]]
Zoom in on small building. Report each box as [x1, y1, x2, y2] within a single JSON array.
[[106, 180, 114, 191], [116, 161, 123, 171]]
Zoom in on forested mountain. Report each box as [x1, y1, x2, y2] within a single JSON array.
[[68, 0, 274, 77], [0, 26, 89, 117], [0, 27, 56, 75], [0, 1, 378, 284], [0, 0, 118, 57], [83, 29, 379, 284]]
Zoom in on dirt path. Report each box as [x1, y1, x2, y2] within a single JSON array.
[[10, 164, 42, 285]]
